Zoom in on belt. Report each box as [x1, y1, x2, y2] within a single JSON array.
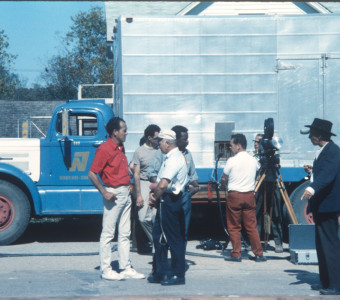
[[228, 190, 254, 194], [107, 185, 129, 188]]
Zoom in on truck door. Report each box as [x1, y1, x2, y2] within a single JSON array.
[[39, 109, 106, 213], [277, 58, 323, 163]]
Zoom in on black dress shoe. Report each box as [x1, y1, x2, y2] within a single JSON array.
[[224, 256, 242, 262], [255, 255, 267, 262], [147, 273, 164, 284], [311, 283, 323, 291], [161, 275, 185, 286], [320, 288, 340, 295]]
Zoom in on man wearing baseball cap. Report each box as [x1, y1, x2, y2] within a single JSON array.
[[147, 129, 188, 286], [301, 118, 340, 295]]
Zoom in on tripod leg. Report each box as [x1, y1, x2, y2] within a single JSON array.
[[268, 181, 274, 236], [255, 172, 266, 193], [263, 181, 270, 248], [275, 177, 298, 225]]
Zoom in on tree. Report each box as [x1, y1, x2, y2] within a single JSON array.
[[0, 29, 21, 99], [14, 85, 53, 101], [41, 6, 113, 100]]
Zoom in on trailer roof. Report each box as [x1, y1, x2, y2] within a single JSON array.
[[105, 2, 336, 41]]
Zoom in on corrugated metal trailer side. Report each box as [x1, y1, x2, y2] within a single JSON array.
[[113, 14, 340, 183]]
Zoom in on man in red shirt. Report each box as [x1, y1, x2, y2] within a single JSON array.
[[88, 117, 145, 281]]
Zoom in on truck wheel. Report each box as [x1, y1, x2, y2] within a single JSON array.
[[288, 180, 314, 224], [0, 180, 31, 245]]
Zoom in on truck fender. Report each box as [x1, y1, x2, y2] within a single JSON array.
[[0, 162, 41, 215]]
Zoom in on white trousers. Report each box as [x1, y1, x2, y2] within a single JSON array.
[[100, 185, 131, 273], [136, 180, 157, 243]]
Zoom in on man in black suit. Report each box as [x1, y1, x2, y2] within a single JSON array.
[[301, 118, 340, 296]]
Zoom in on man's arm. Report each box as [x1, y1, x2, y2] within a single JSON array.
[[220, 173, 229, 199], [186, 151, 199, 183], [133, 164, 144, 207], [220, 173, 229, 190], [188, 180, 200, 195], [149, 178, 170, 207], [301, 144, 340, 200], [147, 149, 163, 183], [88, 170, 117, 201], [129, 162, 135, 175], [185, 151, 199, 195]]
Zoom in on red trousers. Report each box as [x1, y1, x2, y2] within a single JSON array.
[[226, 191, 263, 258]]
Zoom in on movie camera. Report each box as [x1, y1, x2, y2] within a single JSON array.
[[257, 118, 283, 168], [255, 118, 298, 229]]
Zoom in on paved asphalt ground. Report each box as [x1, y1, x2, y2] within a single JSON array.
[[0, 238, 332, 299], [0, 213, 336, 299]]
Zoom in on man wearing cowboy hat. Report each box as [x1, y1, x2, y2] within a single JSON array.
[[301, 118, 340, 295]]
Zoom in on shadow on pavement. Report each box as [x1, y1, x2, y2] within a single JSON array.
[[15, 215, 102, 244], [13, 203, 226, 245], [285, 269, 320, 289]]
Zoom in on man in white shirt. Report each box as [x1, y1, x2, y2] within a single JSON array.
[[147, 130, 188, 286], [220, 133, 266, 262]]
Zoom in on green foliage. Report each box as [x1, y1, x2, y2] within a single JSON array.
[[0, 29, 17, 66], [41, 6, 113, 100], [13, 85, 54, 101], [0, 29, 21, 99]]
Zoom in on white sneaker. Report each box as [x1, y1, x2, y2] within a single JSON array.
[[101, 270, 124, 281], [120, 267, 145, 279]]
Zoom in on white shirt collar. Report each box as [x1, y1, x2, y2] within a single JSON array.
[[165, 147, 179, 159], [315, 142, 329, 160]]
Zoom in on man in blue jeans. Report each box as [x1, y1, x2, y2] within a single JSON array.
[[147, 125, 200, 242]]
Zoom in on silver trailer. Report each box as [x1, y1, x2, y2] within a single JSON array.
[[112, 14, 340, 214]]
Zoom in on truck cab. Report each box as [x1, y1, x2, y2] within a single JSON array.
[[0, 99, 114, 245]]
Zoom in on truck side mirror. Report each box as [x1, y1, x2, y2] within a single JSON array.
[[63, 139, 72, 169], [62, 108, 69, 137], [59, 108, 72, 169]]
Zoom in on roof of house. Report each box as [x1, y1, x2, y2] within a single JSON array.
[[105, 2, 336, 41], [177, 2, 332, 16]]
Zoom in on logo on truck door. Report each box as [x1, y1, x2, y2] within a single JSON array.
[[69, 152, 89, 172]]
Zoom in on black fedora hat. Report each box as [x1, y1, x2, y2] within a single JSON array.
[[305, 118, 336, 136]]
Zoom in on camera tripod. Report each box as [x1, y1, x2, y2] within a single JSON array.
[[254, 162, 298, 246]]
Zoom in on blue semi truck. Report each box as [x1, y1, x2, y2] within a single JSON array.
[[2, 13, 340, 245], [0, 100, 114, 245]]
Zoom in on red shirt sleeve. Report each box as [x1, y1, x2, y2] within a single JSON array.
[[89, 145, 110, 175]]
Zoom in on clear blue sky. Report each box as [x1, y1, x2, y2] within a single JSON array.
[[0, 1, 104, 87], [0, 1, 189, 88]]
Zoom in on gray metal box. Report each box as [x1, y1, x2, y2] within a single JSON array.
[[215, 122, 235, 142], [289, 224, 318, 264], [290, 249, 318, 265], [289, 224, 316, 249], [289, 224, 340, 264], [289, 224, 340, 250]]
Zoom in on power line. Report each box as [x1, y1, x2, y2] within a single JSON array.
[[15, 69, 41, 73]]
